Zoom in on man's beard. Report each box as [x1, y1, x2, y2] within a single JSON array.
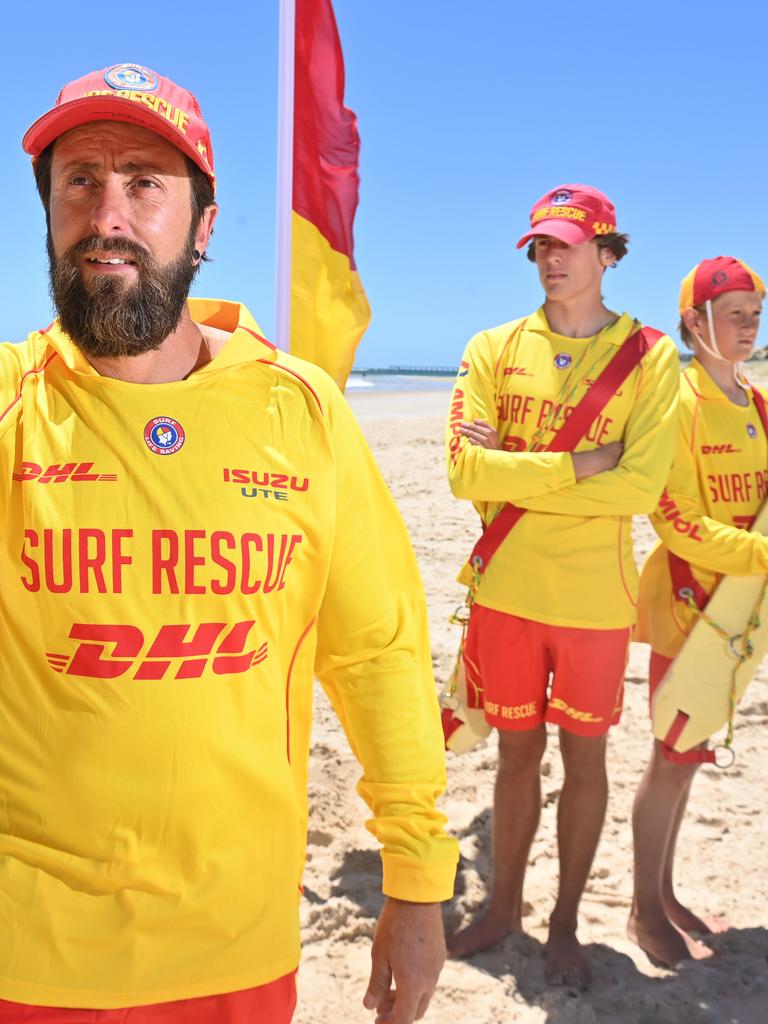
[[48, 232, 198, 360]]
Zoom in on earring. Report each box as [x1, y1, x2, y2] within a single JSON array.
[[193, 249, 201, 260]]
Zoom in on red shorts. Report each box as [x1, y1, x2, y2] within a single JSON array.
[[648, 650, 673, 706], [651, 651, 671, 724], [0, 973, 296, 1024], [464, 605, 630, 736]]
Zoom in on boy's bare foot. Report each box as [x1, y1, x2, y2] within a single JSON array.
[[447, 909, 521, 959], [663, 897, 730, 936], [627, 909, 714, 968], [545, 924, 591, 990]]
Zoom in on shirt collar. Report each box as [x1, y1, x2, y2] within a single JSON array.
[[683, 358, 741, 402], [42, 298, 277, 377], [525, 306, 636, 347]]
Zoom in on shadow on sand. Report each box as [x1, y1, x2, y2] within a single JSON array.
[[453, 928, 768, 1024], [328, 809, 768, 1023]]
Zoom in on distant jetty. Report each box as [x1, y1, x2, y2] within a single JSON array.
[[352, 365, 456, 377], [354, 351, 768, 374]]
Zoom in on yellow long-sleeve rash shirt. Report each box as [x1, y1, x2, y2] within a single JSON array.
[[446, 308, 680, 629], [0, 299, 457, 1009], [637, 359, 768, 657]]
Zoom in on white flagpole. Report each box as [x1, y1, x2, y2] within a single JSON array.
[[275, 0, 296, 351]]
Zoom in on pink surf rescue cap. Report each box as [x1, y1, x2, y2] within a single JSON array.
[[679, 256, 765, 314], [516, 184, 617, 249], [22, 63, 216, 193]]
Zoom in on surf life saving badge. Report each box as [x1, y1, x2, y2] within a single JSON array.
[[104, 64, 159, 92], [144, 417, 186, 455], [747, 423, 758, 439], [554, 352, 572, 369]]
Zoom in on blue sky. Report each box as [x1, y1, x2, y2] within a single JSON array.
[[2, 2, 768, 368]]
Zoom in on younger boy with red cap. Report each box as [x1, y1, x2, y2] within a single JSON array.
[[445, 184, 679, 987], [631, 256, 766, 967]]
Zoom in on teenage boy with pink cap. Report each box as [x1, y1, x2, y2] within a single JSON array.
[[446, 184, 679, 987], [631, 256, 766, 967]]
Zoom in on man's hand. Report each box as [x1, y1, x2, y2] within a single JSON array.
[[363, 898, 446, 1023], [572, 440, 623, 480], [459, 420, 502, 450]]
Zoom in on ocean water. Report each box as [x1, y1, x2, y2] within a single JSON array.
[[347, 373, 455, 392]]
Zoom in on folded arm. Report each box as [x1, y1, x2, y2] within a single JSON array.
[[514, 337, 680, 517], [446, 329, 576, 503]]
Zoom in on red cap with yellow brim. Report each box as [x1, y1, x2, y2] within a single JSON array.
[[679, 256, 765, 313]]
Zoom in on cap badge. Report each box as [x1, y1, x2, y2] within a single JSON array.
[[712, 270, 729, 286], [551, 190, 573, 206], [104, 64, 159, 92]]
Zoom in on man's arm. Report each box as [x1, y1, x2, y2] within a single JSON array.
[[315, 389, 458, 1022], [513, 336, 680, 517], [446, 328, 577, 503]]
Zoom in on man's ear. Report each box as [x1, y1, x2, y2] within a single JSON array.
[[194, 203, 218, 259]]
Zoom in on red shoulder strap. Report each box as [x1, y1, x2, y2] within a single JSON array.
[[668, 551, 711, 611], [470, 325, 662, 573], [536, 327, 663, 454], [751, 385, 768, 439]]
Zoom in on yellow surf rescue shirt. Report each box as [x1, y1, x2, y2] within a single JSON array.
[[0, 299, 458, 1008], [637, 359, 768, 657], [447, 309, 679, 629]]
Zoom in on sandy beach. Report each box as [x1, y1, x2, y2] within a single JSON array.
[[295, 387, 768, 1024]]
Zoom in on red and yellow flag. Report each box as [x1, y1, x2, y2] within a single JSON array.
[[290, 0, 371, 389]]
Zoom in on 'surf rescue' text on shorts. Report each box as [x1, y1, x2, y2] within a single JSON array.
[[464, 605, 630, 737]]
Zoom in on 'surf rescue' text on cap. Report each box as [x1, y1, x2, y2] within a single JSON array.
[[517, 184, 617, 249], [23, 63, 215, 193]]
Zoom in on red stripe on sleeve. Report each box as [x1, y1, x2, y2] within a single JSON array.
[[240, 325, 277, 351], [258, 359, 325, 414], [0, 350, 57, 426]]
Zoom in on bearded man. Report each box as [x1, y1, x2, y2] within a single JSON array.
[[0, 64, 457, 1024]]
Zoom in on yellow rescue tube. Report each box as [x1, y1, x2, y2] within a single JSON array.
[[653, 502, 768, 752]]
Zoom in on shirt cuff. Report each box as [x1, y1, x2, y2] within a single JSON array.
[[381, 847, 459, 903]]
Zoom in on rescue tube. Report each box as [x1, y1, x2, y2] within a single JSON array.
[[652, 501, 768, 752]]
